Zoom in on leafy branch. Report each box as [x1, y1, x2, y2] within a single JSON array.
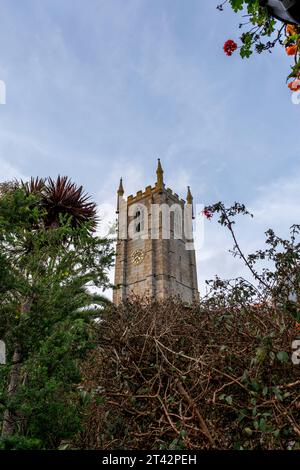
[[218, 1, 300, 90]]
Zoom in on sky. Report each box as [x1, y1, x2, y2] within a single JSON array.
[[0, 0, 299, 295]]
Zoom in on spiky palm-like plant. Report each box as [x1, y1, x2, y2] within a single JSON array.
[[43, 176, 97, 230], [21, 177, 46, 196], [21, 176, 97, 231]]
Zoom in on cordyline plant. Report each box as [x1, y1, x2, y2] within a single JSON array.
[[218, 1, 300, 91], [21, 175, 98, 231]]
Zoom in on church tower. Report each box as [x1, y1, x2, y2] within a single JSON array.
[[113, 160, 199, 304]]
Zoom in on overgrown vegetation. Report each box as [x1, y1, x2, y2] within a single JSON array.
[[0, 178, 298, 450], [75, 203, 299, 450], [76, 299, 298, 450]]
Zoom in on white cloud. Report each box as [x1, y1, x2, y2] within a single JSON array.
[[253, 171, 300, 231], [0, 158, 27, 182], [96, 159, 148, 206]]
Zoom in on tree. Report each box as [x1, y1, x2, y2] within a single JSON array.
[[0, 178, 114, 448]]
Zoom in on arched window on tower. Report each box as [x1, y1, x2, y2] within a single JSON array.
[[134, 205, 145, 234], [174, 206, 182, 240]]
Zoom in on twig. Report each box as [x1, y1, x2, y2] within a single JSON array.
[[176, 379, 215, 447]]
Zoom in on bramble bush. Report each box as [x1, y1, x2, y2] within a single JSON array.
[[75, 203, 299, 450]]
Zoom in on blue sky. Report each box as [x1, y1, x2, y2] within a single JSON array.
[[0, 0, 299, 293]]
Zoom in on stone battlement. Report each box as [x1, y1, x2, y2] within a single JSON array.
[[127, 185, 185, 206]]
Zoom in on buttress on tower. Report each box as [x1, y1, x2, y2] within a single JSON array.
[[113, 160, 199, 304]]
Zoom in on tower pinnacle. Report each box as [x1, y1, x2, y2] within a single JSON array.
[[117, 177, 124, 196], [186, 186, 195, 219], [186, 186, 193, 204], [156, 158, 164, 193], [116, 177, 124, 214]]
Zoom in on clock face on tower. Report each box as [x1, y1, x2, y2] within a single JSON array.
[[131, 249, 144, 266]]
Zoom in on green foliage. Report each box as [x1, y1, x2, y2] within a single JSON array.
[[219, 1, 300, 83], [11, 319, 92, 448], [0, 435, 43, 450], [220, 0, 279, 54], [0, 181, 114, 449]]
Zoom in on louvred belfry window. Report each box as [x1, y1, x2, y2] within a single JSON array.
[[174, 208, 182, 240], [134, 206, 145, 233]]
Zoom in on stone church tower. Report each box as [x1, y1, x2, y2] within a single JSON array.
[[113, 160, 199, 304]]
